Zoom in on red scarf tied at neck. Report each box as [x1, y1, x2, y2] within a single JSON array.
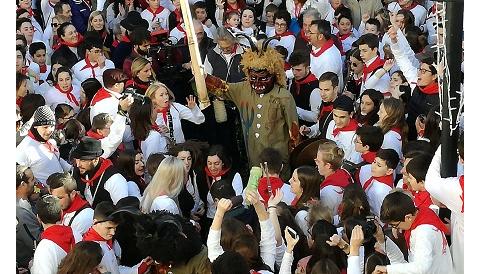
[[62, 195, 90, 216], [28, 130, 57, 153], [204, 166, 231, 189], [276, 30, 295, 38], [311, 39, 335, 57], [363, 174, 394, 191], [404, 207, 448, 250], [156, 104, 171, 124], [413, 190, 433, 208], [337, 31, 352, 41], [83, 227, 113, 249], [81, 158, 113, 187], [80, 55, 99, 78], [332, 119, 359, 137], [147, 6, 165, 22], [86, 129, 105, 140], [320, 168, 352, 189], [41, 225, 75, 253], [55, 84, 79, 106], [319, 102, 334, 119], [294, 73, 317, 95], [362, 56, 384, 83], [361, 151, 377, 164], [459, 175, 464, 213], [418, 82, 439, 95], [58, 33, 84, 48], [39, 64, 48, 73]]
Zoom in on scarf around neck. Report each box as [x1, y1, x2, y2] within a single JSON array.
[[54, 83, 79, 106], [404, 207, 447, 250], [80, 158, 113, 187], [418, 82, 439, 95], [83, 227, 113, 249], [41, 225, 75, 253], [333, 119, 358, 137], [311, 39, 334, 57]]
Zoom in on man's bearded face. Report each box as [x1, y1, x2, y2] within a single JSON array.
[[249, 69, 275, 94]]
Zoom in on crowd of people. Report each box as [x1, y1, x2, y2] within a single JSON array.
[[15, 0, 464, 273]]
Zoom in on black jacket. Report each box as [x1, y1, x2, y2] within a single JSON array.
[[406, 86, 439, 140], [51, 45, 80, 69]]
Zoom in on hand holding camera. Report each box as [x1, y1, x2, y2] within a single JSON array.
[[349, 225, 364, 256]]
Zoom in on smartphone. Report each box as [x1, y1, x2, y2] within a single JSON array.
[[286, 226, 298, 240]]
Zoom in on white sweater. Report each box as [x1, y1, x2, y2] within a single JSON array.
[[155, 102, 205, 144], [310, 43, 344, 89], [43, 84, 82, 113], [62, 207, 94, 236], [72, 58, 115, 84], [325, 120, 363, 164]]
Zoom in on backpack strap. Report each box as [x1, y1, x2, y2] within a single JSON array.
[[68, 203, 91, 226]]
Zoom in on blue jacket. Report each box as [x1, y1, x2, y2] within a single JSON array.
[[69, 0, 92, 34]]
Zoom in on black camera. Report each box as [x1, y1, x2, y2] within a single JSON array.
[[120, 87, 145, 101], [363, 216, 378, 241]]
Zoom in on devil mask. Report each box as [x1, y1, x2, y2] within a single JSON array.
[[249, 68, 275, 94]]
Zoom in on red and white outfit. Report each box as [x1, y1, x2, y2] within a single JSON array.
[[141, 6, 170, 31], [388, 1, 427, 27], [425, 146, 464, 274], [359, 167, 394, 217], [325, 119, 362, 164], [380, 207, 453, 274], [16, 132, 72, 184], [269, 31, 296, 60], [205, 169, 243, 219], [319, 168, 352, 216], [61, 195, 94, 236], [155, 102, 205, 144], [90, 87, 122, 122], [72, 56, 115, 84], [310, 39, 344, 89], [361, 55, 390, 96], [136, 129, 168, 161], [86, 114, 127, 159], [337, 31, 357, 54], [381, 127, 403, 163], [169, 23, 187, 44], [28, 62, 51, 85], [31, 225, 82, 274], [149, 195, 180, 214], [83, 228, 148, 274], [44, 84, 82, 113]]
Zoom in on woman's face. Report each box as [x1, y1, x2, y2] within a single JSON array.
[[360, 94, 375, 115], [124, 0, 133, 5], [18, 0, 31, 9], [338, 17, 352, 35], [16, 50, 24, 71], [51, 63, 63, 81], [395, 14, 405, 29], [137, 63, 152, 82], [61, 25, 78, 44], [377, 103, 388, 125], [57, 71, 72, 91], [134, 153, 145, 176], [17, 80, 28, 98], [289, 169, 302, 196], [151, 86, 170, 109], [349, 56, 364, 74], [207, 155, 223, 176], [177, 150, 192, 173], [91, 14, 105, 31], [51, 18, 60, 35], [241, 9, 255, 28], [389, 72, 404, 89]]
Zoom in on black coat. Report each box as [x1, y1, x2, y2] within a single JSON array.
[[51, 45, 80, 69], [406, 86, 439, 140]]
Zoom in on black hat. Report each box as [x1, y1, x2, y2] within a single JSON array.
[[32, 105, 56, 127], [333, 94, 355, 113], [120, 11, 149, 31], [71, 137, 103, 160]]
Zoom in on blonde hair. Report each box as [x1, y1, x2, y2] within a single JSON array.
[[87, 11, 109, 33], [145, 81, 175, 102], [140, 156, 185, 212], [317, 139, 344, 170], [130, 56, 156, 79]]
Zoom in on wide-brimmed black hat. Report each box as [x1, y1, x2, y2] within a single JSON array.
[[71, 137, 103, 160], [120, 11, 149, 31]]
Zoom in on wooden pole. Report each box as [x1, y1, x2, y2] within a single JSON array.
[[179, 0, 210, 109]]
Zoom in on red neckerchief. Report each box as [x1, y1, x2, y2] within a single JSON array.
[[284, 62, 291, 71], [333, 119, 358, 137], [429, 4, 436, 15], [418, 82, 439, 95], [177, 23, 187, 41], [16, 96, 23, 107], [391, 127, 402, 136], [300, 29, 310, 42], [402, 1, 419, 11], [121, 35, 131, 43], [90, 88, 113, 106], [258, 177, 284, 206], [337, 31, 352, 41], [156, 104, 170, 124], [147, 6, 165, 22], [174, 9, 183, 23], [276, 30, 295, 38], [404, 207, 448, 250], [413, 190, 433, 208], [319, 102, 334, 119], [41, 225, 75, 253], [80, 55, 99, 78], [39, 64, 47, 73], [291, 196, 299, 207], [51, 35, 61, 50], [80, 158, 113, 187], [361, 151, 377, 164], [28, 131, 58, 153], [83, 227, 113, 249], [151, 123, 162, 133], [112, 39, 120, 48], [126, 78, 149, 91], [294, 2, 302, 18], [204, 166, 231, 189], [320, 168, 352, 189], [59, 33, 84, 48], [294, 73, 317, 95], [459, 175, 464, 213], [362, 56, 384, 83], [54, 84, 79, 106], [86, 129, 105, 140], [63, 195, 90, 215], [363, 174, 394, 191], [226, 3, 242, 13], [20, 66, 29, 76], [311, 39, 334, 57]]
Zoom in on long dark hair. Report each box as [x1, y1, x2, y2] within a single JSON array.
[[57, 241, 103, 274], [339, 183, 370, 222], [116, 149, 146, 193], [294, 166, 321, 210], [423, 105, 441, 150], [129, 97, 154, 141], [354, 89, 383, 126], [113, 0, 141, 16]]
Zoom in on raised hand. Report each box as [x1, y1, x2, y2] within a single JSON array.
[[268, 188, 284, 207], [326, 234, 342, 247], [362, 13, 370, 23], [349, 225, 364, 256], [186, 95, 197, 109], [216, 198, 233, 215], [383, 59, 395, 72], [215, 0, 225, 9], [284, 226, 300, 253], [387, 24, 398, 44], [299, 125, 311, 136]]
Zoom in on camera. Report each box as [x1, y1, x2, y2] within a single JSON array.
[[363, 216, 378, 241], [120, 87, 145, 101]]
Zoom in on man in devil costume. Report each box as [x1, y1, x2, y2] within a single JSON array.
[[206, 38, 299, 178]]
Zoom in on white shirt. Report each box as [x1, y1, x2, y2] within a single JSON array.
[[141, 7, 170, 31], [268, 33, 296, 60], [150, 195, 180, 214], [320, 184, 344, 216], [388, 1, 427, 27], [97, 115, 127, 159], [310, 42, 344, 89], [43, 84, 82, 113], [186, 171, 204, 214], [140, 130, 168, 161], [90, 88, 122, 123], [155, 102, 205, 144], [361, 56, 390, 94], [16, 136, 72, 184], [382, 129, 403, 162], [425, 146, 464, 274], [83, 173, 129, 205], [359, 165, 392, 217], [62, 206, 94, 236], [72, 58, 115, 84], [95, 240, 143, 274], [325, 120, 362, 164], [169, 24, 186, 44]]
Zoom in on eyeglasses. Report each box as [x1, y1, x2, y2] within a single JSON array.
[[390, 221, 401, 229], [418, 68, 432, 75]]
